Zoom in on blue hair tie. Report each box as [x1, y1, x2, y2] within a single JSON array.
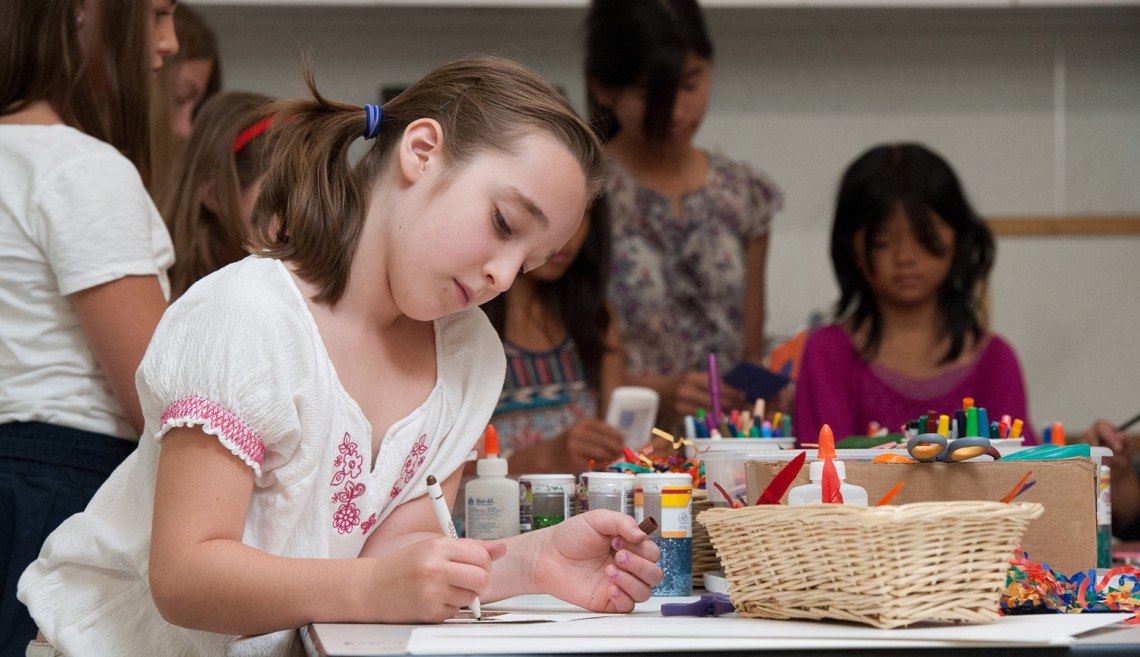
[[364, 104, 383, 139]]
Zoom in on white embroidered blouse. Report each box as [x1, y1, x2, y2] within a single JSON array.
[[19, 257, 505, 656]]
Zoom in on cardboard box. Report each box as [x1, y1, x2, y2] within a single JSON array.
[[745, 458, 1096, 574]]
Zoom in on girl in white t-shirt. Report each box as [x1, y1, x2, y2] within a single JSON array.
[[0, 1, 178, 654], [19, 56, 663, 656]]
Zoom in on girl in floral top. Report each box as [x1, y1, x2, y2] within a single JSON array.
[[585, 0, 783, 428]]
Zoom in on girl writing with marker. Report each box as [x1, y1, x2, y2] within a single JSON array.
[[585, 0, 783, 427], [19, 56, 662, 657], [482, 199, 627, 473], [794, 143, 1038, 444], [1, 1, 177, 653]]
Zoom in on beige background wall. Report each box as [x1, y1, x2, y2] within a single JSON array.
[[191, 2, 1140, 432]]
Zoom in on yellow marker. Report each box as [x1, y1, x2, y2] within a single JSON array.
[[772, 412, 783, 432], [937, 414, 950, 438], [1010, 419, 1024, 439]]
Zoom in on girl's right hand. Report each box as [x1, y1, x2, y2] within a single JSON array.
[[366, 536, 506, 623]]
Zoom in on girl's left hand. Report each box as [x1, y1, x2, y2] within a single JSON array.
[[529, 510, 661, 612]]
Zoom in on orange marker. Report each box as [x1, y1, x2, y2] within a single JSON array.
[[1010, 419, 1024, 439], [1001, 470, 1034, 504], [962, 397, 975, 410], [1052, 422, 1066, 446]]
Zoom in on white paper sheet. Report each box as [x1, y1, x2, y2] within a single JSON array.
[[307, 595, 1132, 656]]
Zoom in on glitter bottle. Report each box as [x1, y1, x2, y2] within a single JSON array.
[[635, 472, 692, 596]]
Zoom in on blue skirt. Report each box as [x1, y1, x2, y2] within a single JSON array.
[[0, 422, 135, 657]]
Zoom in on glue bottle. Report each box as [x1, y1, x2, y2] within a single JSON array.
[[788, 424, 868, 506], [465, 425, 520, 539]]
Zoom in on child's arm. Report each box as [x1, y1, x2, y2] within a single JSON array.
[[741, 234, 769, 365], [149, 427, 502, 632], [71, 275, 167, 434], [485, 510, 661, 611]]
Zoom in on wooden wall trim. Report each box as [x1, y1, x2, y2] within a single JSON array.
[[987, 215, 1140, 236]]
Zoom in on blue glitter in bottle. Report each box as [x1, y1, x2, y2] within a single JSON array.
[[652, 537, 692, 596]]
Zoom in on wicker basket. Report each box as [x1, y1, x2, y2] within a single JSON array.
[[697, 501, 1043, 629], [690, 489, 719, 588]]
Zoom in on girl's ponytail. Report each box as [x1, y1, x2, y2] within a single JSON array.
[[249, 68, 373, 305]]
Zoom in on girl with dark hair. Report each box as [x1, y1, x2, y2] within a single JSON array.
[[482, 199, 626, 474], [0, 1, 177, 653], [794, 142, 1035, 444], [19, 56, 660, 656], [585, 0, 783, 428]]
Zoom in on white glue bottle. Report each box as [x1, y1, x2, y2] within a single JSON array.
[[788, 424, 868, 506], [465, 425, 520, 539]]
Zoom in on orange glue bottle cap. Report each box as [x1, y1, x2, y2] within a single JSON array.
[[483, 424, 500, 457], [818, 424, 836, 459]]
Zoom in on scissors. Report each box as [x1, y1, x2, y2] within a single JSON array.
[[660, 592, 735, 617], [906, 432, 992, 462]]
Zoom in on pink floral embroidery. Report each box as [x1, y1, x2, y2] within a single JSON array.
[[330, 433, 363, 486], [361, 513, 378, 535], [389, 434, 430, 499], [160, 397, 264, 465], [333, 502, 362, 534], [328, 434, 368, 534]]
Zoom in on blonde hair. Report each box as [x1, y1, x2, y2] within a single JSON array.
[[162, 92, 275, 299], [249, 55, 606, 305]]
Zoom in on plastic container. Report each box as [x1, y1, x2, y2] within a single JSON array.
[[684, 437, 796, 460], [579, 471, 636, 516], [1097, 465, 1112, 569], [635, 473, 693, 596], [787, 460, 869, 506], [518, 474, 575, 532], [605, 386, 660, 448]]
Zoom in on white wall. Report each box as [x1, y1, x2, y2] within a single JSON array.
[[193, 2, 1140, 432]]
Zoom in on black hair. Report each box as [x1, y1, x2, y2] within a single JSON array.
[[482, 198, 613, 391], [585, 0, 713, 142], [830, 143, 995, 364]]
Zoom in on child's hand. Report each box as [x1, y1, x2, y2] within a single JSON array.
[[557, 418, 625, 471], [529, 510, 661, 612], [366, 536, 506, 623], [1081, 419, 1133, 472], [671, 371, 746, 421]]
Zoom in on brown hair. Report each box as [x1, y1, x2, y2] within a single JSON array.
[[161, 91, 275, 299], [0, 0, 154, 184], [250, 55, 606, 305], [151, 5, 222, 196]]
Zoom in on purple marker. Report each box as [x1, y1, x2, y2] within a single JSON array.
[[708, 352, 722, 431]]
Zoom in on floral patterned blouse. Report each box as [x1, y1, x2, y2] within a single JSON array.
[[606, 152, 782, 376]]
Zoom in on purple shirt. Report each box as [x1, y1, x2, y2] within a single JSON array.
[[794, 325, 1036, 445]]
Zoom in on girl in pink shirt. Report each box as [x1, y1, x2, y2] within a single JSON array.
[[795, 143, 1036, 444]]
